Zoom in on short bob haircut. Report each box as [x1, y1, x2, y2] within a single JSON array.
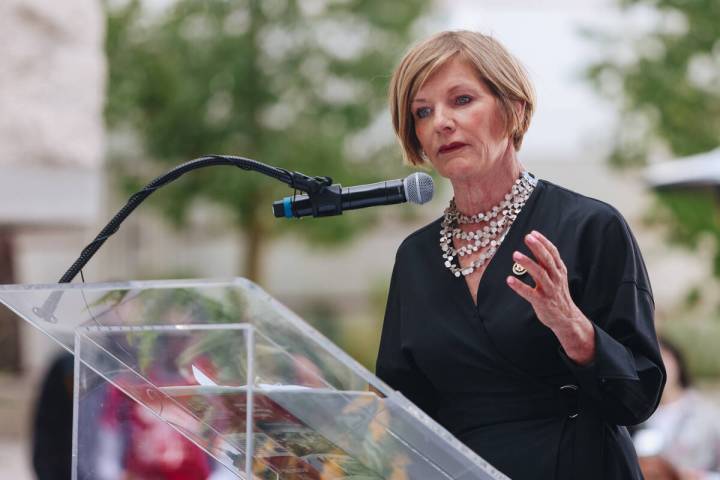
[[389, 30, 536, 166]]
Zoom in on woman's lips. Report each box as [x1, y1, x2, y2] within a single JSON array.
[[439, 143, 467, 154]]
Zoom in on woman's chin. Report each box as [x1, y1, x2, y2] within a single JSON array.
[[438, 161, 492, 182]]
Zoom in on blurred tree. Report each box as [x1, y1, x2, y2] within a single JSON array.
[[586, 0, 720, 276], [105, 0, 431, 283]]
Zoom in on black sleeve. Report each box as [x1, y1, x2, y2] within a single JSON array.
[[559, 212, 665, 426], [375, 254, 439, 419]]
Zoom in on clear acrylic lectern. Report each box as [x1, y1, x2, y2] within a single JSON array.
[[0, 278, 507, 479]]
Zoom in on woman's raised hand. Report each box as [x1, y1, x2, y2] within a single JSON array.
[[506, 230, 596, 365]]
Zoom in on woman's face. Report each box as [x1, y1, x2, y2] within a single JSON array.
[[412, 56, 511, 182]]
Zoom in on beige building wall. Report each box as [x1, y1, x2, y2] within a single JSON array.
[[0, 0, 106, 372], [0, 2, 105, 476]]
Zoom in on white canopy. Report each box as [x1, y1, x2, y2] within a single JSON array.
[[645, 148, 720, 189]]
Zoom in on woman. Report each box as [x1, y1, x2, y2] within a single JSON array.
[[376, 30, 665, 479], [634, 338, 720, 479]]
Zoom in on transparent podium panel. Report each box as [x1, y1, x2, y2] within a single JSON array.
[[73, 325, 254, 479], [0, 279, 508, 479]]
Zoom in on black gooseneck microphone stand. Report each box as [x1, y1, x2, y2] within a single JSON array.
[[32, 154, 332, 323]]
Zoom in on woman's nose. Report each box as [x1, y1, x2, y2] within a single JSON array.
[[433, 106, 455, 132]]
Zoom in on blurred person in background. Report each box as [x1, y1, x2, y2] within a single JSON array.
[[375, 30, 665, 479], [95, 335, 214, 480], [639, 456, 682, 480], [634, 337, 720, 479], [32, 352, 74, 480]]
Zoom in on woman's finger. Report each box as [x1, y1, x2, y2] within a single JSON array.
[[530, 231, 566, 274], [524, 233, 559, 279], [512, 251, 552, 293], [506, 275, 538, 304]]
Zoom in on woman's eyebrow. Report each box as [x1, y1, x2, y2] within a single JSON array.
[[413, 84, 480, 104], [447, 83, 479, 93]]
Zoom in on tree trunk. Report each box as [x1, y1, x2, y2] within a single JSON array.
[[0, 228, 21, 373]]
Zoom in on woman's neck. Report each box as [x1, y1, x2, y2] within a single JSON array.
[[450, 145, 524, 216]]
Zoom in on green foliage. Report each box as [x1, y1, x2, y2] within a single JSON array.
[[104, 0, 431, 281], [645, 187, 720, 275], [684, 285, 702, 309], [662, 321, 720, 380], [585, 0, 720, 279], [586, 0, 720, 165]]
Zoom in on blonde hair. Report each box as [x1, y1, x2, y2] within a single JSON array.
[[388, 30, 536, 166]]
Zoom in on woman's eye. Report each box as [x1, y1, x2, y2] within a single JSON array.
[[456, 95, 472, 105], [415, 107, 431, 119]]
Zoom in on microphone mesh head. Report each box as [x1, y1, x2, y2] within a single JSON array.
[[403, 172, 434, 205]]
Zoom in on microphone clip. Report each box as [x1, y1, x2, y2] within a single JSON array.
[[287, 171, 333, 194], [285, 171, 343, 217], [306, 184, 343, 217]]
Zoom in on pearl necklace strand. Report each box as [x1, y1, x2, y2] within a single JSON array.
[[440, 171, 536, 277]]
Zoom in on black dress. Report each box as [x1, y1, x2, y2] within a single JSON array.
[[375, 179, 665, 479]]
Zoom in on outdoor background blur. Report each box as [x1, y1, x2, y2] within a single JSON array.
[[1, 0, 719, 478]]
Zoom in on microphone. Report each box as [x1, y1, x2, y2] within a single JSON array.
[[273, 172, 434, 218]]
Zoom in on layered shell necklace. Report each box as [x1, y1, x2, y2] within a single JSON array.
[[440, 171, 537, 277]]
